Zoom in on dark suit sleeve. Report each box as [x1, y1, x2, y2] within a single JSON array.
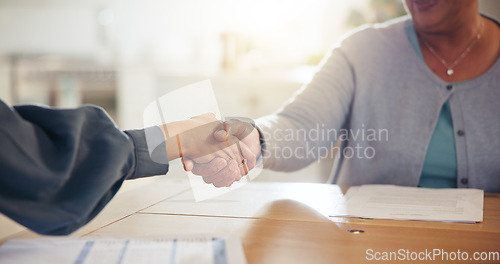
[[0, 100, 168, 235]]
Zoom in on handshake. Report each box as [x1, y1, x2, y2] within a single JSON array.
[[157, 113, 261, 187]]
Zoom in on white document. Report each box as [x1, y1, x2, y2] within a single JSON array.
[[332, 185, 483, 223], [0, 236, 246, 264]]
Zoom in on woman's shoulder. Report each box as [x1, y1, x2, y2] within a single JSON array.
[[339, 15, 411, 49], [331, 15, 412, 63]]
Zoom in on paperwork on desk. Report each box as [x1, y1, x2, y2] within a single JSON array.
[[0, 236, 246, 264], [332, 185, 483, 223]]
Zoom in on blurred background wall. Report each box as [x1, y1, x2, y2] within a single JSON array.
[[0, 0, 498, 183]]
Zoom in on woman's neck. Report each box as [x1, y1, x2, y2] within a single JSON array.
[[416, 14, 484, 57], [416, 14, 500, 82]]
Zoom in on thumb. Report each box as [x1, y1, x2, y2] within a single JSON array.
[[214, 129, 228, 142]]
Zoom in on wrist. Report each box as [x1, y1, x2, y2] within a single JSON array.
[[160, 120, 197, 161]]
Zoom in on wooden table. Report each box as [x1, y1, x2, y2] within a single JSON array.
[[1, 175, 499, 264]]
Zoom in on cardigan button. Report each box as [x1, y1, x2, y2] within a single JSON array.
[[457, 130, 465, 136], [446, 85, 453, 91], [460, 178, 468, 185]]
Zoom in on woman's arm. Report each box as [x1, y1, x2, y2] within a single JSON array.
[[255, 46, 355, 172]]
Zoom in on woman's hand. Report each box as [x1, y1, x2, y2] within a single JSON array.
[[183, 117, 262, 187], [160, 113, 253, 187]]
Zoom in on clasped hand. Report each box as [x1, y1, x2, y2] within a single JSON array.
[[161, 113, 261, 187]]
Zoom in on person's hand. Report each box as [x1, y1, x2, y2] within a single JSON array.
[[162, 113, 242, 164], [185, 118, 261, 187], [161, 113, 250, 187], [214, 118, 261, 170]]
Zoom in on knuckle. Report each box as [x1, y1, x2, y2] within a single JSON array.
[[202, 176, 213, 184], [214, 182, 225, 188]]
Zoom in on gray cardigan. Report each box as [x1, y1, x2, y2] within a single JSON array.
[[256, 16, 500, 192]]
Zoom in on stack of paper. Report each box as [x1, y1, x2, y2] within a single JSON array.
[[0, 236, 246, 264], [332, 185, 483, 223]]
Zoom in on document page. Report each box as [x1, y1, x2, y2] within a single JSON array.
[[333, 185, 483, 223], [0, 236, 246, 264]]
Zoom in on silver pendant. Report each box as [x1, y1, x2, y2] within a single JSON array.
[[447, 69, 454, 76]]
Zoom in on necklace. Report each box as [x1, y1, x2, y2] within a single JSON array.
[[420, 20, 484, 76]]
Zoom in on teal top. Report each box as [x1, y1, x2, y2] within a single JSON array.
[[405, 22, 457, 188]]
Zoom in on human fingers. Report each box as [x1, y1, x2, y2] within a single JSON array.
[[210, 132, 253, 177], [190, 157, 228, 177], [213, 119, 254, 142], [238, 140, 256, 171], [228, 140, 248, 177], [191, 147, 234, 164], [214, 120, 260, 162], [201, 159, 240, 187], [220, 131, 258, 174], [182, 157, 194, 171]]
